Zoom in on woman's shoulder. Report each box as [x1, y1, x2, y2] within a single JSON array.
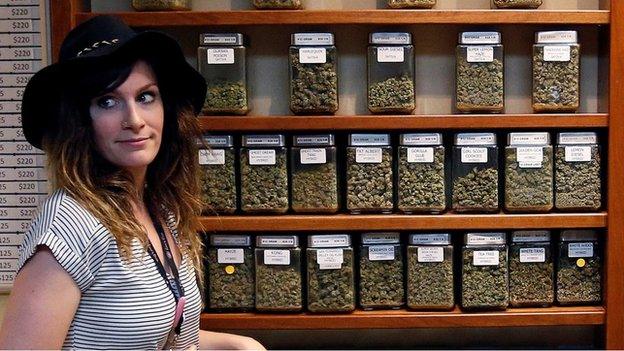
[[34, 188, 105, 238]]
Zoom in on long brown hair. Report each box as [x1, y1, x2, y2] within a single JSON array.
[[42, 53, 204, 280]]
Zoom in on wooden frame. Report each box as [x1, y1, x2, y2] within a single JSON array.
[[50, 1, 623, 348]]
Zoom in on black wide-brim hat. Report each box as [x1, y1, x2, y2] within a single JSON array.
[[22, 15, 207, 149]]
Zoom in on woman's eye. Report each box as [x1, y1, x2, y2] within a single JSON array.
[[138, 91, 156, 104], [96, 96, 117, 109]]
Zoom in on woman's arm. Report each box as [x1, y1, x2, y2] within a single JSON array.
[[0, 247, 80, 349], [198, 330, 266, 350]]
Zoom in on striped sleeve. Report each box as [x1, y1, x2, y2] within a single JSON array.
[[18, 190, 111, 292]]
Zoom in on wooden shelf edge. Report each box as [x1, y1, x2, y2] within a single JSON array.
[[199, 212, 607, 232], [200, 306, 605, 330], [77, 10, 610, 26]]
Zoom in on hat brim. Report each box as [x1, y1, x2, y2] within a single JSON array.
[[21, 31, 207, 149]]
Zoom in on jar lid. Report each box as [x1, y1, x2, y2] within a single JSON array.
[[291, 33, 334, 46], [308, 234, 351, 248], [459, 32, 502, 45], [557, 132, 598, 145], [535, 31, 578, 44], [200, 33, 244, 46], [408, 233, 451, 245], [242, 134, 285, 147], [511, 230, 551, 243], [200, 135, 234, 147], [348, 133, 391, 146], [454, 132, 497, 146], [560, 229, 598, 242], [362, 232, 400, 244], [210, 234, 252, 246], [465, 232, 506, 245], [507, 132, 551, 146], [369, 32, 412, 45], [400, 133, 443, 146], [256, 235, 299, 247], [293, 134, 335, 146]]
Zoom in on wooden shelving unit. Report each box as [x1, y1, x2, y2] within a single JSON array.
[[53, 1, 624, 348]]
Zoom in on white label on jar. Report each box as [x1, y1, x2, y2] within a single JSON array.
[[543, 45, 571, 62], [559, 134, 597, 144], [473, 250, 500, 266], [565, 146, 592, 162], [300, 148, 327, 164], [466, 46, 494, 63], [198, 149, 225, 165], [207, 48, 235, 64], [260, 237, 295, 246], [467, 233, 505, 245], [299, 48, 327, 64], [249, 149, 276, 165], [311, 235, 349, 247], [520, 248, 546, 263], [569, 243, 594, 258], [417, 247, 444, 263], [407, 147, 434, 163], [356, 147, 382, 163], [217, 248, 244, 264], [537, 31, 577, 43], [296, 136, 330, 145], [517, 147, 543, 168], [317, 248, 344, 270], [456, 134, 495, 145], [377, 47, 404, 63], [369, 245, 395, 261], [461, 147, 488, 163], [263, 250, 290, 265]]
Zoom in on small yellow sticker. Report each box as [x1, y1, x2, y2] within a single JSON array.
[[576, 258, 586, 268], [225, 265, 236, 274]]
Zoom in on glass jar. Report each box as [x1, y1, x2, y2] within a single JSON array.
[[509, 231, 554, 307], [533, 31, 580, 112], [306, 234, 355, 313], [452, 133, 499, 213], [199, 135, 237, 215], [407, 233, 454, 310], [252, 0, 302, 9], [240, 135, 289, 213], [206, 235, 254, 311], [387, 0, 435, 9], [198, 33, 249, 115], [289, 33, 338, 115], [555, 132, 602, 211], [504, 132, 554, 213], [461, 232, 509, 310], [291, 134, 339, 213], [456, 32, 504, 113], [255, 235, 302, 312], [492, 0, 542, 8], [557, 230, 602, 305], [132, 0, 191, 11], [359, 233, 405, 310], [346, 134, 394, 214], [367, 32, 415, 114]]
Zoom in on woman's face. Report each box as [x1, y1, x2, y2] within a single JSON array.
[[89, 60, 164, 176]]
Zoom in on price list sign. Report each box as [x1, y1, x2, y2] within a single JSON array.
[[0, 0, 47, 291]]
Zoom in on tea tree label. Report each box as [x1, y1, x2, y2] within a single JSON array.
[[473, 250, 500, 266]]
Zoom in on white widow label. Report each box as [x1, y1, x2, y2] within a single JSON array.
[[565, 146, 592, 162], [417, 247, 444, 263], [316, 249, 344, 270], [516, 147, 543, 168], [473, 250, 500, 266], [461, 147, 488, 163], [543, 45, 571, 62], [207, 48, 235, 64], [467, 46, 494, 63], [568, 243, 594, 258], [377, 47, 404, 63], [407, 147, 434, 163], [198, 149, 225, 165], [299, 48, 327, 64], [249, 149, 276, 165], [300, 148, 327, 164], [217, 248, 244, 264], [356, 147, 382, 163], [368, 245, 395, 261], [263, 250, 290, 265], [520, 248, 546, 263]]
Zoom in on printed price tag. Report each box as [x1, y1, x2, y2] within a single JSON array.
[[520, 248, 546, 263], [0, 74, 32, 87], [0, 114, 22, 127], [417, 247, 444, 263], [0, 246, 19, 259], [565, 146, 592, 162], [0, 0, 40, 5], [248, 149, 276, 165], [217, 248, 244, 264], [544, 45, 571, 62], [0, 141, 41, 154], [316, 248, 343, 270], [356, 147, 382, 163], [516, 147, 543, 168], [0, 181, 47, 194], [0, 271, 15, 285], [0, 87, 25, 100], [0, 259, 18, 271], [0, 194, 46, 207], [0, 233, 23, 246], [0, 33, 40, 47], [0, 47, 40, 60], [0, 127, 25, 141], [207, 48, 234, 64], [467, 46, 494, 63], [407, 147, 434, 163], [299, 48, 327, 64], [368, 245, 395, 261], [0, 207, 37, 219], [300, 148, 326, 164], [0, 60, 41, 73], [0, 168, 46, 181], [461, 147, 488, 163], [0, 101, 22, 113], [377, 47, 404, 63], [0, 155, 45, 167], [473, 250, 500, 266], [198, 149, 225, 165], [263, 249, 290, 265], [569, 243, 594, 258], [0, 6, 39, 19], [0, 19, 40, 32]]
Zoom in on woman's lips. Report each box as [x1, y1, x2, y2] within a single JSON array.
[[117, 137, 149, 147]]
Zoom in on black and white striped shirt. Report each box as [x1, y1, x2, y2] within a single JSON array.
[[17, 189, 202, 350]]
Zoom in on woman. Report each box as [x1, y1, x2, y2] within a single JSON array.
[[0, 15, 264, 350]]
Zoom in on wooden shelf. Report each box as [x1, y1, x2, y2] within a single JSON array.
[[200, 306, 605, 330], [199, 212, 606, 232], [77, 10, 610, 26], [199, 113, 608, 132]]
